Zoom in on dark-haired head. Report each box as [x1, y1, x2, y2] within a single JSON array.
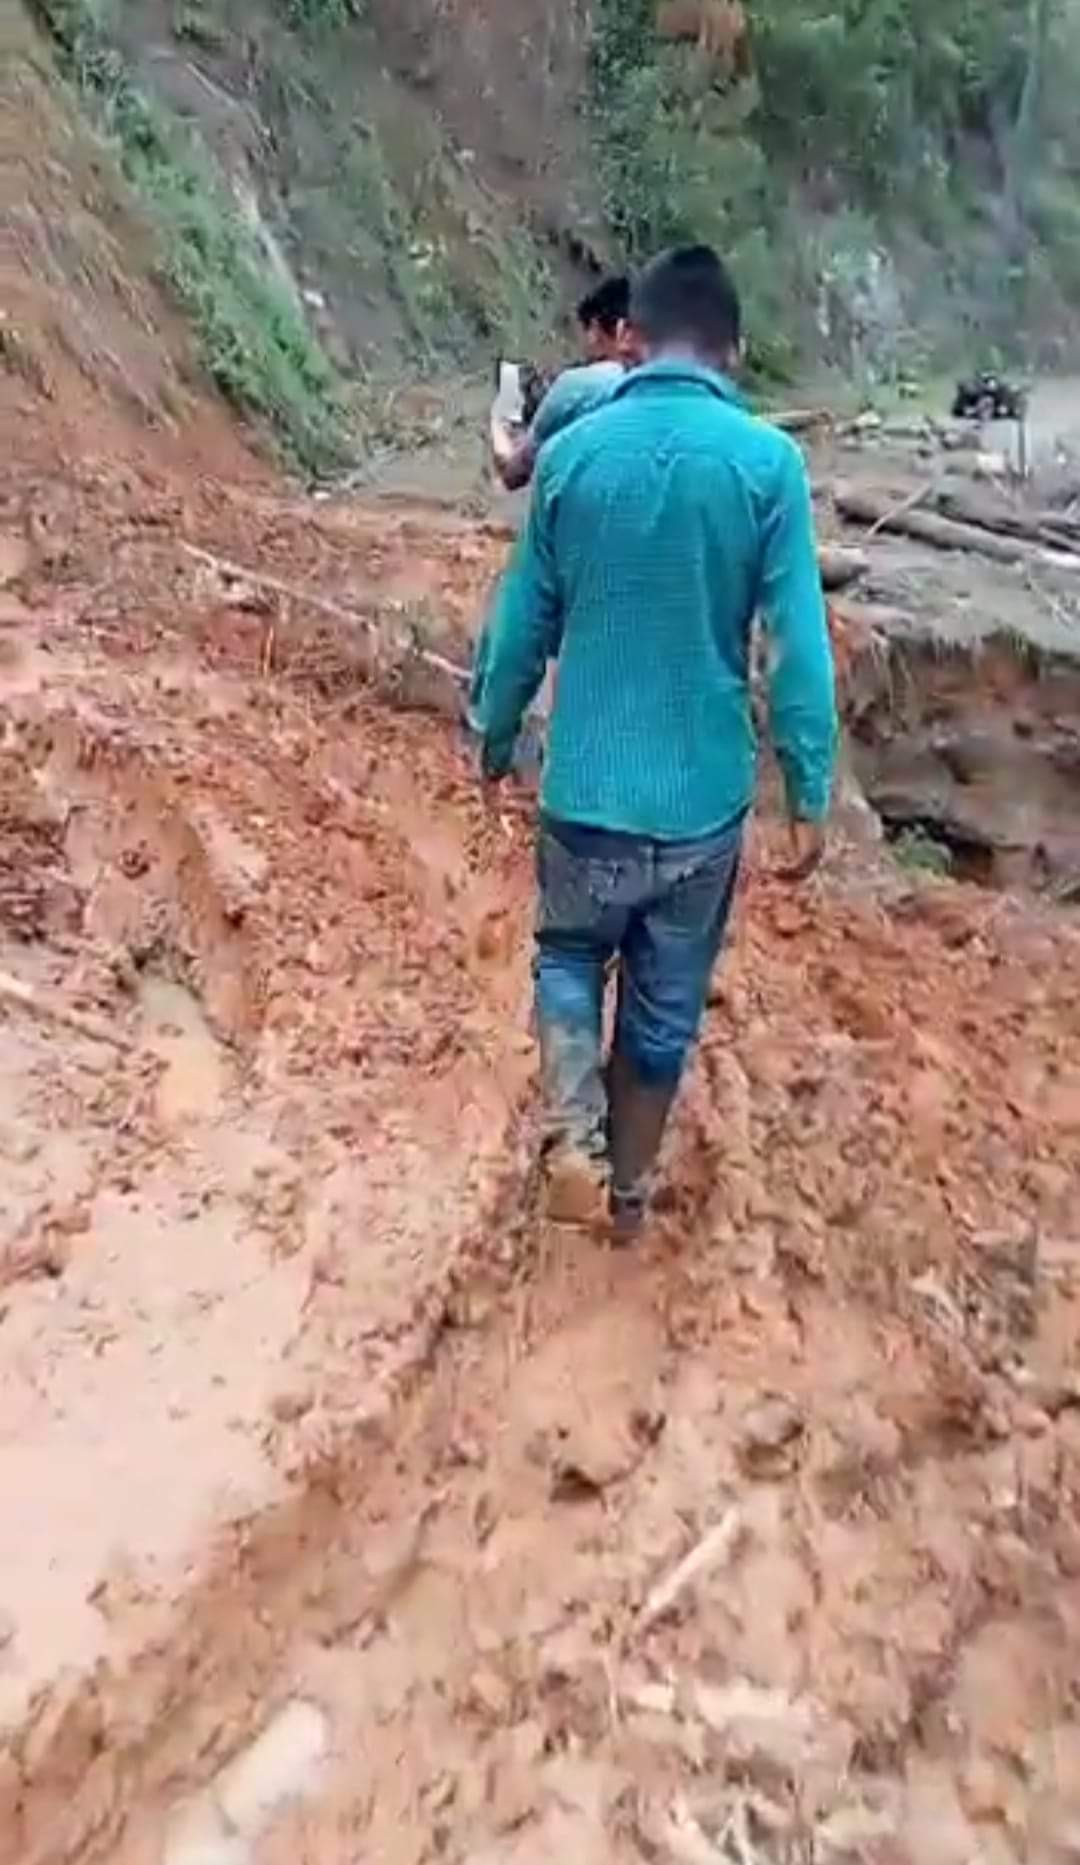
[[576, 275, 631, 361], [630, 246, 742, 370]]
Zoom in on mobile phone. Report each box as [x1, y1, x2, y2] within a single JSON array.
[[492, 359, 525, 429]]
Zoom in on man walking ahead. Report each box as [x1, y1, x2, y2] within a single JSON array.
[[491, 275, 634, 492], [476, 246, 838, 1235], [468, 277, 635, 741]]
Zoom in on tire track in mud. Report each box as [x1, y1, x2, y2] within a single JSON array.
[[0, 643, 537, 1865]]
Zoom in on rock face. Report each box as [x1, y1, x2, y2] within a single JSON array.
[[846, 631, 1080, 895]]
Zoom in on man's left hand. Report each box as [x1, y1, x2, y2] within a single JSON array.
[[776, 819, 825, 882]]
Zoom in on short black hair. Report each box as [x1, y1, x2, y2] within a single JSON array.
[[631, 246, 741, 359], [576, 274, 631, 335]]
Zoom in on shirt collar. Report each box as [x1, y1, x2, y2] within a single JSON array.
[[612, 358, 747, 408]]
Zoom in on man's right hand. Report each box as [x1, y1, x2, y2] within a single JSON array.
[[775, 819, 825, 883], [490, 413, 519, 469]]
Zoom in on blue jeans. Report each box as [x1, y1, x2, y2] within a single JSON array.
[[534, 812, 744, 1156]]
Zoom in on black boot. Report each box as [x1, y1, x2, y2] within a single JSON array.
[[606, 1050, 678, 1241]]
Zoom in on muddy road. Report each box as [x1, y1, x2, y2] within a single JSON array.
[[0, 444, 1078, 1865]]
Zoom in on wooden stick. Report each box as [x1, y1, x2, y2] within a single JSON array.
[[863, 479, 934, 540], [178, 542, 468, 686], [0, 970, 130, 1051], [638, 1506, 743, 1630]]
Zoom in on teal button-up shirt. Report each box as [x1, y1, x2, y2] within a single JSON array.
[[467, 361, 623, 727], [476, 359, 837, 838], [529, 360, 623, 447]]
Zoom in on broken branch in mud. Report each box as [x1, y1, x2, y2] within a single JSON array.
[[178, 542, 469, 688], [0, 969, 130, 1051], [638, 1505, 744, 1630], [862, 479, 935, 540]]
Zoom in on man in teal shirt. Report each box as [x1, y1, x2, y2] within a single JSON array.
[[490, 275, 633, 492], [475, 245, 837, 1235], [468, 276, 633, 739]]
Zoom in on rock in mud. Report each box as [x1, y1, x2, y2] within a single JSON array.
[[0, 531, 29, 587], [691, 1677, 850, 1784], [815, 1799, 899, 1858], [164, 1700, 329, 1865], [164, 1799, 247, 1865], [735, 1395, 806, 1477], [549, 1409, 652, 1497]]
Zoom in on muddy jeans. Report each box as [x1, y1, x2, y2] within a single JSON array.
[[534, 812, 744, 1158]]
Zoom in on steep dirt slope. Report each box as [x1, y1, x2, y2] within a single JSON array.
[[0, 6, 258, 479], [102, 0, 599, 379]]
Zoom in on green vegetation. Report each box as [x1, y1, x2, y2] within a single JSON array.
[[589, 0, 1080, 380], [265, 43, 556, 368], [32, 0, 1080, 441], [30, 0, 351, 470], [892, 826, 955, 877], [281, 0, 354, 30], [170, 3, 227, 50]]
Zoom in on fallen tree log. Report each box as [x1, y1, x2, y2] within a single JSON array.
[[817, 544, 869, 591], [769, 408, 833, 434], [933, 485, 1080, 553], [834, 483, 1080, 569]]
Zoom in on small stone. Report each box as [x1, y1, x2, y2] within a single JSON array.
[[163, 1795, 246, 1865], [736, 1395, 805, 1476], [48, 1200, 92, 1238], [0, 531, 29, 588], [270, 1387, 314, 1425], [958, 1755, 1013, 1823], [214, 1699, 328, 1840], [815, 1800, 898, 1857], [423, 1771, 458, 1813], [1013, 1401, 1051, 1437], [467, 1666, 513, 1721]]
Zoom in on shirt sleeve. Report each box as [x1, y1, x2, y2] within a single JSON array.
[[529, 377, 573, 450], [476, 465, 563, 778], [758, 436, 838, 822]]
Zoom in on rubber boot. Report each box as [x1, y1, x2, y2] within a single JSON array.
[[538, 1022, 608, 1228], [606, 1050, 678, 1241]]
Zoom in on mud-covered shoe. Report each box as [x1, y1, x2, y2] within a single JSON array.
[[543, 1142, 608, 1227], [605, 1051, 677, 1244], [608, 1185, 647, 1244]]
